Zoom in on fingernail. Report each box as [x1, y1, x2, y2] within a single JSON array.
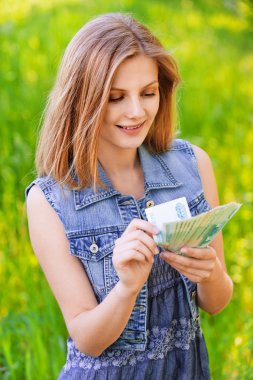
[[155, 247, 160, 254], [152, 226, 160, 234], [180, 248, 187, 255]]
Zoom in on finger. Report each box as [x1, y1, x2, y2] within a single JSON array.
[[118, 230, 159, 254], [113, 249, 152, 267], [170, 262, 211, 280], [127, 240, 155, 262], [160, 261, 211, 281], [115, 240, 155, 263], [161, 251, 214, 270], [180, 246, 215, 260], [171, 267, 203, 283], [123, 218, 159, 236]]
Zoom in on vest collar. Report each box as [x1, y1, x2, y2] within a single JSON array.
[[73, 145, 182, 210]]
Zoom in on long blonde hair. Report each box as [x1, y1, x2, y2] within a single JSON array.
[[36, 13, 180, 189]]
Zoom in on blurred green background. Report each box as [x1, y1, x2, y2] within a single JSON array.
[[0, 0, 252, 379]]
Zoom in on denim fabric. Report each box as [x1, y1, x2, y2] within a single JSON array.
[[26, 139, 211, 379]]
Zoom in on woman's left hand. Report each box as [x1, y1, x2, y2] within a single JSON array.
[[160, 246, 222, 284]]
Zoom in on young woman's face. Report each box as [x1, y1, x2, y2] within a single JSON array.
[[99, 54, 160, 153]]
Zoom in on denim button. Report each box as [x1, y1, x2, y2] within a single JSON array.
[[146, 199, 154, 208], [90, 243, 99, 253], [191, 290, 197, 299]]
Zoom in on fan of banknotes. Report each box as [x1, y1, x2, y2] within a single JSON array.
[[145, 197, 241, 253]]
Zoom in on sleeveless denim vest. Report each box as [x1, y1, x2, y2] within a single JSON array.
[[26, 139, 211, 352]]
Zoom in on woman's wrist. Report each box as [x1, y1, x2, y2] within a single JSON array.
[[205, 256, 224, 283], [114, 281, 140, 300]]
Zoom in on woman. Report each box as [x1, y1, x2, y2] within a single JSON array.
[[26, 13, 233, 379]]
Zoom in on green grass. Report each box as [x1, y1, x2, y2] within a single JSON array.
[[0, 0, 252, 378]]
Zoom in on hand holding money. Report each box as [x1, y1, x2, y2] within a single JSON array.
[[160, 245, 224, 284], [112, 219, 160, 295], [145, 198, 241, 254]]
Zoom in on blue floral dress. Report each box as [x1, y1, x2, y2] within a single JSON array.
[[58, 253, 210, 379]]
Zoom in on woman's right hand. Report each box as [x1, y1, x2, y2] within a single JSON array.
[[112, 219, 159, 295]]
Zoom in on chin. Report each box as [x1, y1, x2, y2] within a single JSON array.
[[118, 139, 146, 150]]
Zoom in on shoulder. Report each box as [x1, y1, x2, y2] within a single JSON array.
[[26, 182, 45, 208], [25, 176, 58, 199], [191, 144, 219, 207], [25, 176, 68, 217], [191, 144, 215, 183], [169, 140, 219, 206], [170, 139, 213, 170], [26, 182, 61, 226], [25, 177, 68, 234], [191, 144, 213, 173], [169, 138, 199, 161], [170, 138, 192, 151]]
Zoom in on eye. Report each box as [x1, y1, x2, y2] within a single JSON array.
[[109, 96, 124, 102], [143, 92, 155, 97]]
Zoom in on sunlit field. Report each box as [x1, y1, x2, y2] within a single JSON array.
[[0, 1, 252, 379]]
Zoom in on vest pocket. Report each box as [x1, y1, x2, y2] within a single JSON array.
[[68, 230, 120, 300]]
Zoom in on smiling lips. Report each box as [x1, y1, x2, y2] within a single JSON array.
[[116, 121, 145, 130]]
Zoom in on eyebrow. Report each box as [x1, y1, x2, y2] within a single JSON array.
[[111, 80, 159, 91]]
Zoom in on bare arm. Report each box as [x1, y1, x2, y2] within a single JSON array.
[[26, 185, 158, 356], [160, 145, 233, 315], [192, 145, 233, 313]]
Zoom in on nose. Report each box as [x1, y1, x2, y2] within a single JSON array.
[[125, 96, 146, 119]]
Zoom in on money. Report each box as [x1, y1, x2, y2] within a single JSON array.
[[161, 202, 241, 252], [145, 199, 242, 253], [145, 197, 191, 243]]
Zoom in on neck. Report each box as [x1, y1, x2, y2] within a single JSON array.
[[98, 147, 140, 176], [97, 144, 145, 199]]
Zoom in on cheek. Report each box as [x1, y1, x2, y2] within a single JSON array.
[[103, 106, 120, 125]]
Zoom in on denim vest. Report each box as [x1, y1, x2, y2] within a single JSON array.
[[26, 139, 210, 352]]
